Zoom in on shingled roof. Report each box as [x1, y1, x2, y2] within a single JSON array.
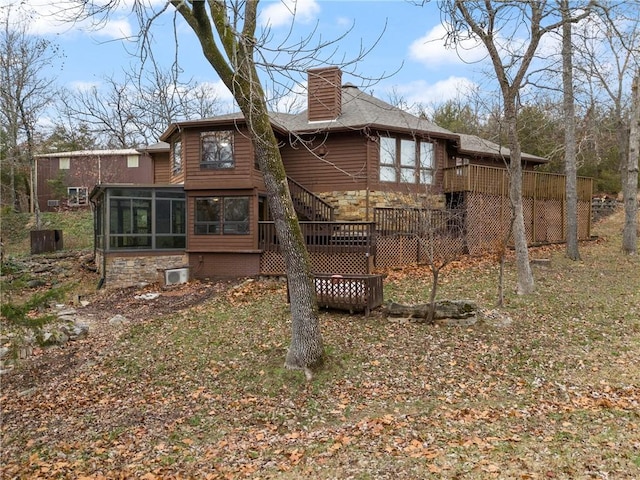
[[273, 84, 457, 139], [457, 133, 548, 164]]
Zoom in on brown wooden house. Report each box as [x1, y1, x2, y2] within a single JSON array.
[[35, 149, 153, 212], [90, 67, 592, 288]]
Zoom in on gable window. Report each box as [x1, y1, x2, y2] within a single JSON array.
[[59, 157, 70, 170], [172, 140, 182, 174], [127, 155, 139, 168], [201, 131, 234, 169], [195, 196, 249, 235], [379, 135, 435, 185], [68, 187, 88, 206]]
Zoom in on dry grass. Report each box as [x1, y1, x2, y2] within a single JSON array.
[[1, 210, 639, 479]]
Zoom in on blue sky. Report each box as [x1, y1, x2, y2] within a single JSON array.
[[2, 0, 493, 113]]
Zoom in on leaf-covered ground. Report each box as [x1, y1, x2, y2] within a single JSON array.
[[2, 210, 639, 479]]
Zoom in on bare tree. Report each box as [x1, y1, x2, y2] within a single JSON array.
[[574, 6, 640, 191], [59, 63, 221, 148], [623, 71, 639, 254], [560, 0, 581, 260], [0, 8, 58, 216], [440, 0, 596, 294]]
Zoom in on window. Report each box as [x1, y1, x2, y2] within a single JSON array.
[[195, 196, 249, 235], [155, 193, 186, 249], [172, 140, 182, 174], [59, 157, 70, 170], [127, 155, 139, 168], [379, 136, 435, 185], [109, 198, 152, 249], [68, 187, 88, 206], [379, 136, 397, 182], [201, 131, 234, 169], [455, 157, 469, 176], [419, 141, 435, 184], [103, 189, 186, 250]]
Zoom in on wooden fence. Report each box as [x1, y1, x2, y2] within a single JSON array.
[[442, 165, 592, 202]]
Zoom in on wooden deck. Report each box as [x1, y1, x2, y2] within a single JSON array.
[[442, 165, 593, 202]]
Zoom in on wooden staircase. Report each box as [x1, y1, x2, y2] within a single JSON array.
[[288, 177, 335, 221]]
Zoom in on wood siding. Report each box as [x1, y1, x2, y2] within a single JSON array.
[[36, 153, 153, 212], [307, 67, 342, 122], [189, 252, 261, 278], [153, 151, 171, 184], [181, 126, 263, 191], [281, 132, 370, 192]]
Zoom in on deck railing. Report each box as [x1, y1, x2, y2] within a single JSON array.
[[443, 165, 592, 202], [288, 177, 335, 221], [374, 207, 465, 236], [258, 221, 376, 254]]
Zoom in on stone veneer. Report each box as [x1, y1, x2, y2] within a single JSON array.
[[95, 251, 189, 288], [317, 190, 446, 221]]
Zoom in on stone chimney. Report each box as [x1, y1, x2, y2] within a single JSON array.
[[307, 67, 342, 122]]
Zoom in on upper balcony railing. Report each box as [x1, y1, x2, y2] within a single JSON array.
[[442, 165, 592, 202]]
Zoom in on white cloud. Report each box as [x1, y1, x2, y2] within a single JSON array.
[[69, 80, 101, 92], [390, 76, 478, 111], [260, 0, 320, 28], [1, 0, 133, 39], [409, 23, 486, 67]]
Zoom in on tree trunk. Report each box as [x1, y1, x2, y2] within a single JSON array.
[[622, 71, 639, 255], [505, 100, 535, 295], [234, 69, 324, 377], [561, 0, 580, 260], [172, 1, 324, 376], [245, 109, 324, 373], [426, 267, 439, 324]]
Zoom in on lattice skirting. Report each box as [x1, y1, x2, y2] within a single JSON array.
[[260, 251, 371, 275], [259, 194, 592, 274]]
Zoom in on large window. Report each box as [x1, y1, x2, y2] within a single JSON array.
[[195, 196, 249, 235], [172, 140, 182, 174], [379, 135, 435, 185], [201, 131, 234, 169], [102, 189, 185, 250], [68, 187, 88, 206]]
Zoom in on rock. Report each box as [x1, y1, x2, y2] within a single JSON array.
[[434, 315, 478, 327], [479, 309, 513, 327], [385, 300, 478, 323], [134, 292, 160, 300], [27, 279, 47, 288], [41, 329, 69, 346], [109, 314, 129, 326], [61, 321, 89, 340], [56, 308, 77, 317], [0, 346, 10, 360]]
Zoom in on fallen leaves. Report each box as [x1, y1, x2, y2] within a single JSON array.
[[2, 212, 640, 478]]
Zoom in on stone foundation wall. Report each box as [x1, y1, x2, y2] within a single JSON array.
[[96, 251, 189, 288], [317, 190, 446, 221]]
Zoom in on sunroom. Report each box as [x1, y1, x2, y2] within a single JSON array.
[[90, 184, 188, 288]]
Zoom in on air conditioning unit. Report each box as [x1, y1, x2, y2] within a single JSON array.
[[164, 267, 189, 286]]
